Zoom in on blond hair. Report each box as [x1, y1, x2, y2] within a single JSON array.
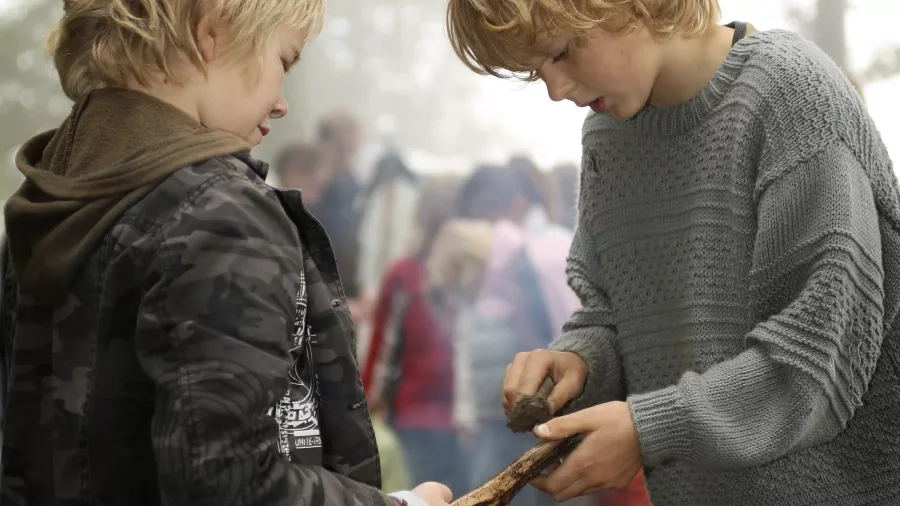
[[447, 0, 720, 80], [411, 174, 463, 256], [47, 0, 325, 101]]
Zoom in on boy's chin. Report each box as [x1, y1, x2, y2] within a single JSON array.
[[606, 103, 638, 121]]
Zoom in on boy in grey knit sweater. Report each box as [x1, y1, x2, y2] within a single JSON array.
[[446, 0, 900, 505]]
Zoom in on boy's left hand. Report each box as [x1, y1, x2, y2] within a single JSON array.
[[530, 401, 643, 502]]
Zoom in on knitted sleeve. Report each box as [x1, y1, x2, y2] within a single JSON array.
[[628, 142, 884, 469], [549, 156, 625, 411]]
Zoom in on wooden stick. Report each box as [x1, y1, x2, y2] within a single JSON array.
[[451, 435, 581, 506], [453, 376, 579, 505]]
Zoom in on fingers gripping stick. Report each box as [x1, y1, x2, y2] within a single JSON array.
[[452, 376, 579, 506], [451, 436, 581, 506]]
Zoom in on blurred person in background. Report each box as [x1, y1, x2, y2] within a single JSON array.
[[310, 110, 371, 323], [362, 175, 466, 497], [274, 140, 332, 202], [357, 150, 421, 299], [550, 162, 579, 231], [507, 155, 563, 228]]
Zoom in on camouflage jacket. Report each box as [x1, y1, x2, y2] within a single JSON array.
[[0, 154, 391, 506]]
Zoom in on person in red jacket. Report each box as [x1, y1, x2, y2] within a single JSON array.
[[362, 175, 465, 497]]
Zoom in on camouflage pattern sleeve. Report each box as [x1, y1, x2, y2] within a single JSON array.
[[134, 170, 392, 506]]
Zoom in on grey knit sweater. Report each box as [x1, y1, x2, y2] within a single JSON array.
[[550, 29, 900, 505]]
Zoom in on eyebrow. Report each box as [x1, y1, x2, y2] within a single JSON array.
[[522, 51, 548, 69]]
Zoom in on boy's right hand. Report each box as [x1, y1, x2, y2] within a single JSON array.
[[411, 482, 453, 505], [502, 350, 588, 416]]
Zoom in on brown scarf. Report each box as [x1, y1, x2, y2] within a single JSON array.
[[5, 88, 251, 305]]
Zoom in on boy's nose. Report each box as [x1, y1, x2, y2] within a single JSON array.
[[541, 68, 574, 102], [271, 95, 289, 119]]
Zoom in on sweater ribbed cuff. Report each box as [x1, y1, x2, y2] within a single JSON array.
[[628, 385, 692, 468], [549, 326, 623, 412]]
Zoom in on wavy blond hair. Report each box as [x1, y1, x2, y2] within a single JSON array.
[[47, 0, 325, 101], [447, 0, 720, 80]]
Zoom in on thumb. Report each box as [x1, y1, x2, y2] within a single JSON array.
[[533, 410, 590, 440], [412, 482, 453, 502], [546, 373, 583, 415], [437, 483, 452, 502]]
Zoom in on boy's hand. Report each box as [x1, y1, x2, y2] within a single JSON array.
[[502, 350, 588, 416], [411, 482, 453, 505], [530, 401, 643, 502]]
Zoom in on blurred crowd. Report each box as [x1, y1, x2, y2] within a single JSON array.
[[274, 110, 651, 505]]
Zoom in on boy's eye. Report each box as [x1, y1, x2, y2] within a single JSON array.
[[552, 45, 569, 63], [281, 53, 300, 73]]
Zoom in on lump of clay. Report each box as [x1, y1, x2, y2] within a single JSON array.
[[506, 377, 555, 433]]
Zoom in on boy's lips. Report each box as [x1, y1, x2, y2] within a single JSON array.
[[589, 97, 607, 113], [258, 126, 270, 137]]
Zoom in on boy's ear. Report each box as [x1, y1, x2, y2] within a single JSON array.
[[195, 15, 219, 63]]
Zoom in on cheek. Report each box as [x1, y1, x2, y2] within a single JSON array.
[[268, 52, 287, 86], [625, 44, 662, 85], [197, 72, 241, 126], [603, 49, 652, 92], [574, 46, 618, 90], [246, 68, 281, 107], [262, 65, 286, 101], [606, 50, 637, 83]]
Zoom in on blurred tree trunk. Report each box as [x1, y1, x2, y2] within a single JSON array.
[[794, 0, 900, 83], [812, 0, 847, 68]]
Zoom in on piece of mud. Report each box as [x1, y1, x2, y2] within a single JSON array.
[[506, 377, 555, 433]]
